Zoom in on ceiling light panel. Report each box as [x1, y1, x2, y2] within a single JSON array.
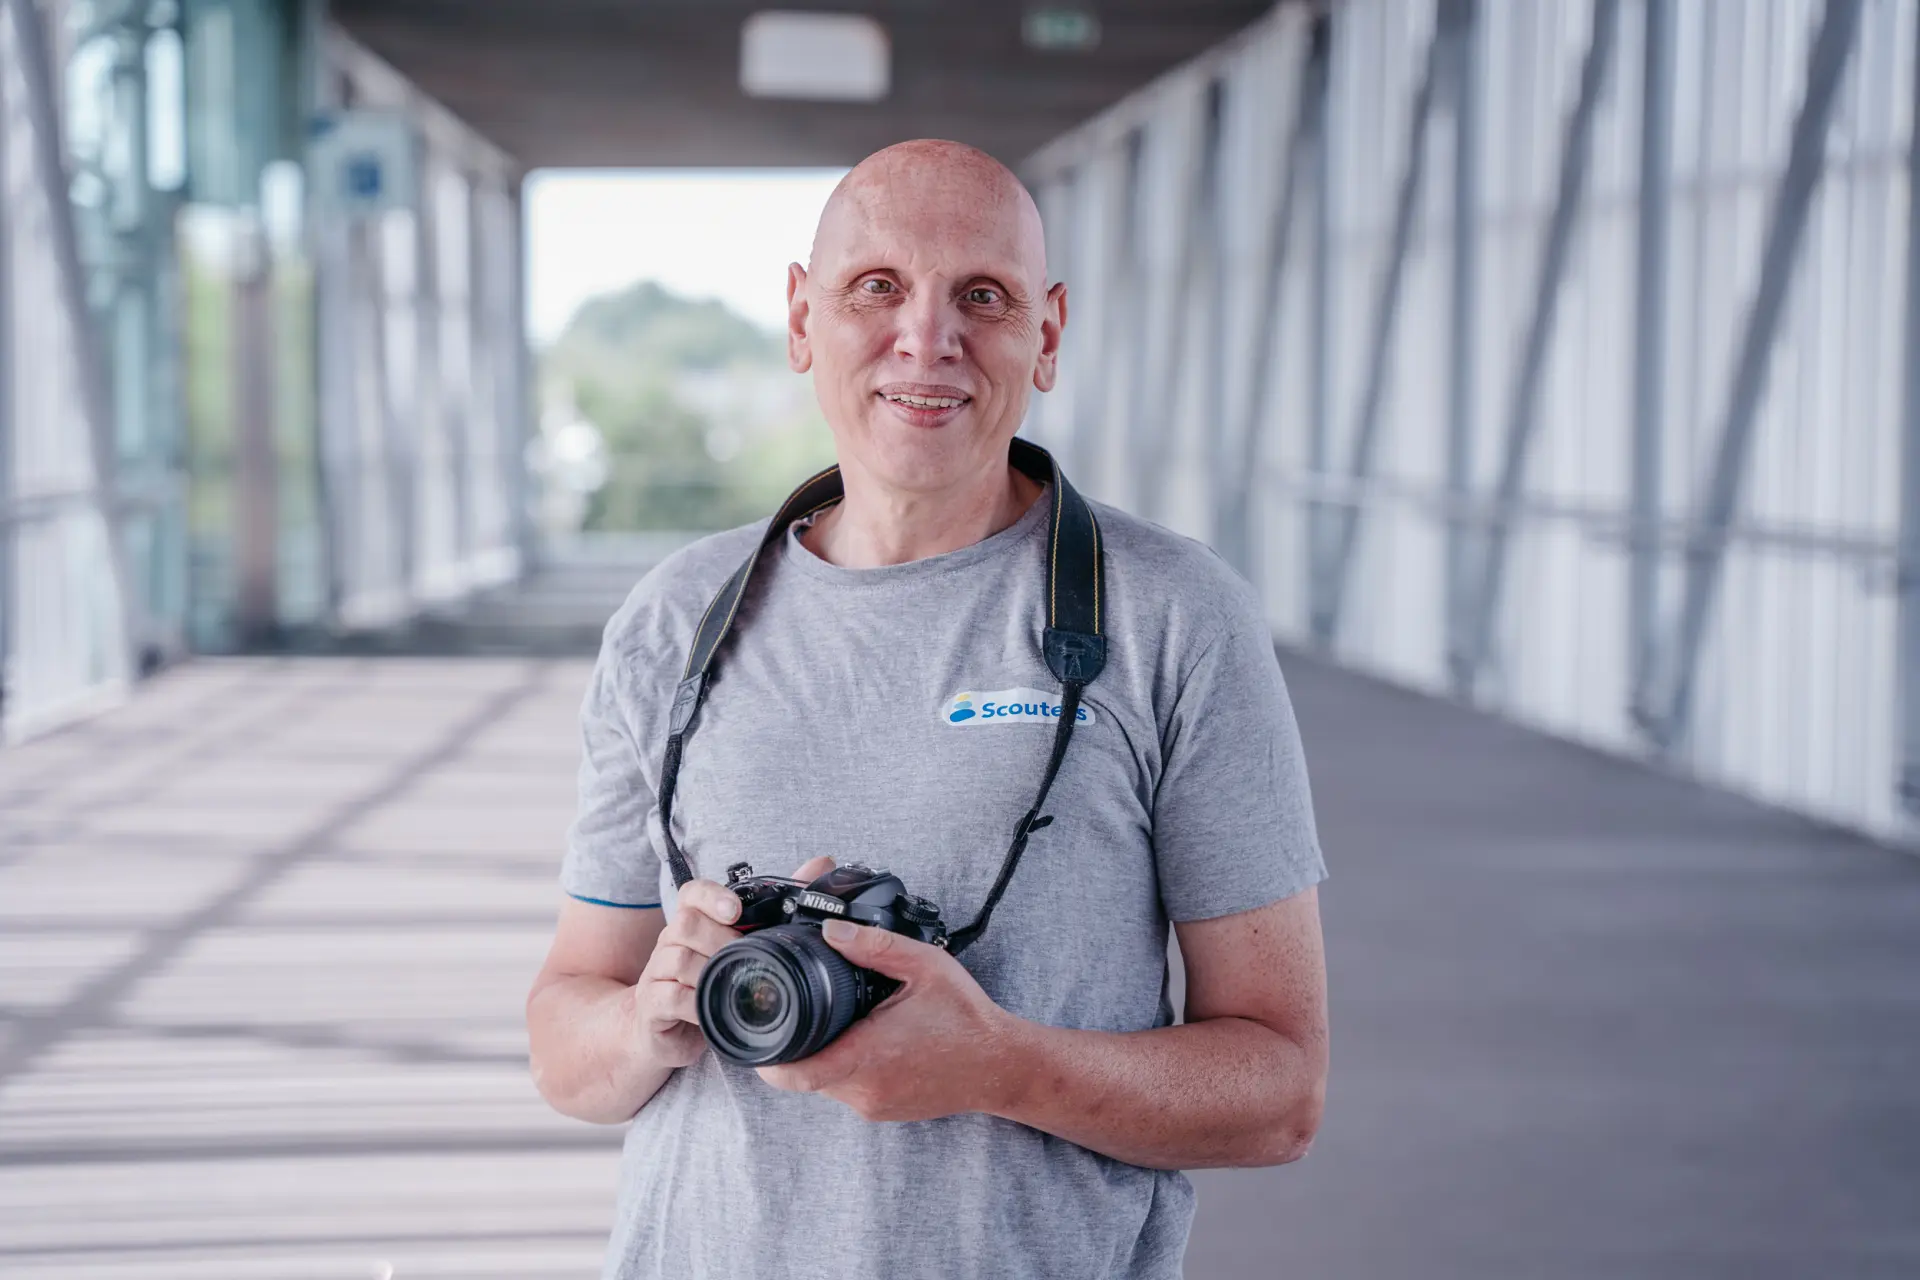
[[740, 12, 891, 103]]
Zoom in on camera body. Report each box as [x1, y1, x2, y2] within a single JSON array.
[[695, 861, 948, 1067], [724, 860, 949, 943]]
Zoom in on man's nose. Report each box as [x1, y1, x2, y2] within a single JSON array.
[[892, 290, 963, 365]]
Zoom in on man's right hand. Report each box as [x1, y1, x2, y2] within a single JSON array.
[[633, 855, 835, 1068]]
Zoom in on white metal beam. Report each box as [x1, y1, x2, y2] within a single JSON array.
[[1458, 0, 1622, 692], [1312, 26, 1447, 648], [1628, 0, 1676, 729], [1220, 16, 1328, 582], [3, 0, 139, 678], [0, 37, 12, 728], [1894, 0, 1920, 814], [1642, 0, 1865, 750], [1441, 0, 1481, 695], [1116, 127, 1152, 510], [1142, 75, 1225, 522]]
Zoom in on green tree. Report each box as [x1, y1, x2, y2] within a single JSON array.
[[541, 281, 833, 534]]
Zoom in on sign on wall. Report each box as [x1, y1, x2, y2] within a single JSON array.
[[308, 110, 418, 216]]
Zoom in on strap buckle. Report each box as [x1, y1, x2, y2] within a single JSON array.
[[668, 673, 706, 736], [1044, 629, 1106, 685]]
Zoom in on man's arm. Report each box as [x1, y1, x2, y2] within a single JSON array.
[[758, 886, 1328, 1171], [527, 899, 677, 1124], [992, 887, 1326, 1169]]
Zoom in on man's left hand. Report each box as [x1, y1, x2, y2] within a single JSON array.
[[757, 921, 1022, 1122]]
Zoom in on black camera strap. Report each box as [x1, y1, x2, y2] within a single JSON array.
[[655, 437, 1106, 957]]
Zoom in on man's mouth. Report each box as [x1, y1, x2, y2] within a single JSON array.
[[876, 385, 972, 412], [883, 393, 968, 408]]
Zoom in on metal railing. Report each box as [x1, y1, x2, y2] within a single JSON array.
[[314, 31, 527, 633], [0, 0, 138, 742], [1025, 0, 1915, 845]]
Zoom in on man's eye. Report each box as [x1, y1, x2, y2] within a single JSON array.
[[862, 279, 895, 295], [966, 287, 1000, 305]]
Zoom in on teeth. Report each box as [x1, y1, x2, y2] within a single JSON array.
[[885, 393, 966, 409]]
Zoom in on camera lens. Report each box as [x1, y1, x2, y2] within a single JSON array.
[[700, 950, 798, 1060], [729, 964, 787, 1030], [697, 925, 866, 1066]]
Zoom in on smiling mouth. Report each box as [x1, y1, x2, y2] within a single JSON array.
[[880, 391, 970, 409]]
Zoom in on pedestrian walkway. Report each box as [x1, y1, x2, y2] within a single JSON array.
[[0, 658, 615, 1278], [1, 652, 1915, 1277]]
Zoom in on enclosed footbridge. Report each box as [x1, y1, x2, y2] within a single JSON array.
[[1, 1, 1916, 1275]]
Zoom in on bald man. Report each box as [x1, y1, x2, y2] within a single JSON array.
[[528, 140, 1329, 1280]]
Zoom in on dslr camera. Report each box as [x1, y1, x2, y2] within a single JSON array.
[[696, 861, 948, 1066]]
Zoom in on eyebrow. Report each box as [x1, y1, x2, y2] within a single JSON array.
[[838, 262, 1035, 300]]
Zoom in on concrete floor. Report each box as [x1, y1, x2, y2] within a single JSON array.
[[1, 652, 1916, 1278]]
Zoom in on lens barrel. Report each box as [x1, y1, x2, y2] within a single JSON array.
[[697, 925, 868, 1066]]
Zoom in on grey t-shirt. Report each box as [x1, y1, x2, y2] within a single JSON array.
[[562, 485, 1325, 1280]]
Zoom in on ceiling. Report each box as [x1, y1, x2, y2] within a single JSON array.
[[329, 0, 1277, 170]]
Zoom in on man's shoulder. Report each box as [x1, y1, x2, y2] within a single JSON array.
[[1086, 498, 1264, 635], [597, 520, 770, 670]]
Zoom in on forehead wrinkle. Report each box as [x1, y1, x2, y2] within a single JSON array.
[[808, 140, 1048, 293]]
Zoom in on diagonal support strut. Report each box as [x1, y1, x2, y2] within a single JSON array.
[[1218, 16, 1330, 581], [1457, 0, 1622, 693], [1639, 0, 1864, 749], [1311, 28, 1448, 647], [2, 0, 142, 680], [1142, 76, 1227, 523], [1901, 0, 1920, 812]]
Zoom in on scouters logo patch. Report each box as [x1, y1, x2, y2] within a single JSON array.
[[940, 688, 1095, 727]]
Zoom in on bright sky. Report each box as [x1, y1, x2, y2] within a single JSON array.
[[525, 169, 848, 344]]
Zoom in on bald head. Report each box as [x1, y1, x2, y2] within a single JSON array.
[[809, 140, 1048, 292], [785, 138, 1068, 505]]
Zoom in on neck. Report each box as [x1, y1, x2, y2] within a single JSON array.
[[803, 454, 1043, 569]]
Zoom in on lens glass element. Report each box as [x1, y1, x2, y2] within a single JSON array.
[[700, 948, 800, 1062], [729, 963, 788, 1030]]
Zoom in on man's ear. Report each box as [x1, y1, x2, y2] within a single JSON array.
[[787, 262, 812, 373], [1033, 281, 1067, 393]]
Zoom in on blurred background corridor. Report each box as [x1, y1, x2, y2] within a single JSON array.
[[2, 0, 1918, 1275]]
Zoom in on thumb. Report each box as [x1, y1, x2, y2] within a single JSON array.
[[822, 919, 930, 980], [792, 854, 835, 881]]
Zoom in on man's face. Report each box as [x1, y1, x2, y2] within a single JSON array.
[[787, 173, 1066, 495]]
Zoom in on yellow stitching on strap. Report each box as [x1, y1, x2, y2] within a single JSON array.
[[713, 548, 762, 648], [1048, 481, 1062, 627], [685, 568, 733, 677], [687, 467, 841, 677], [771, 465, 840, 527], [715, 490, 845, 646], [1092, 509, 1102, 636]]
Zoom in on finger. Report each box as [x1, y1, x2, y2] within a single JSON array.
[[641, 1020, 710, 1074], [662, 908, 743, 960], [642, 976, 700, 1029], [756, 1026, 863, 1093], [644, 941, 707, 988], [757, 1063, 814, 1093], [820, 919, 935, 982], [792, 1033, 860, 1092], [791, 854, 835, 881], [675, 879, 742, 927]]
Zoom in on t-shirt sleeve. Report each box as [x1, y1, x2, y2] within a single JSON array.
[[559, 642, 664, 909], [1151, 607, 1327, 922]]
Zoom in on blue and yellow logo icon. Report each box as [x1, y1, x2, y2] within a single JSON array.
[[947, 693, 976, 723]]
